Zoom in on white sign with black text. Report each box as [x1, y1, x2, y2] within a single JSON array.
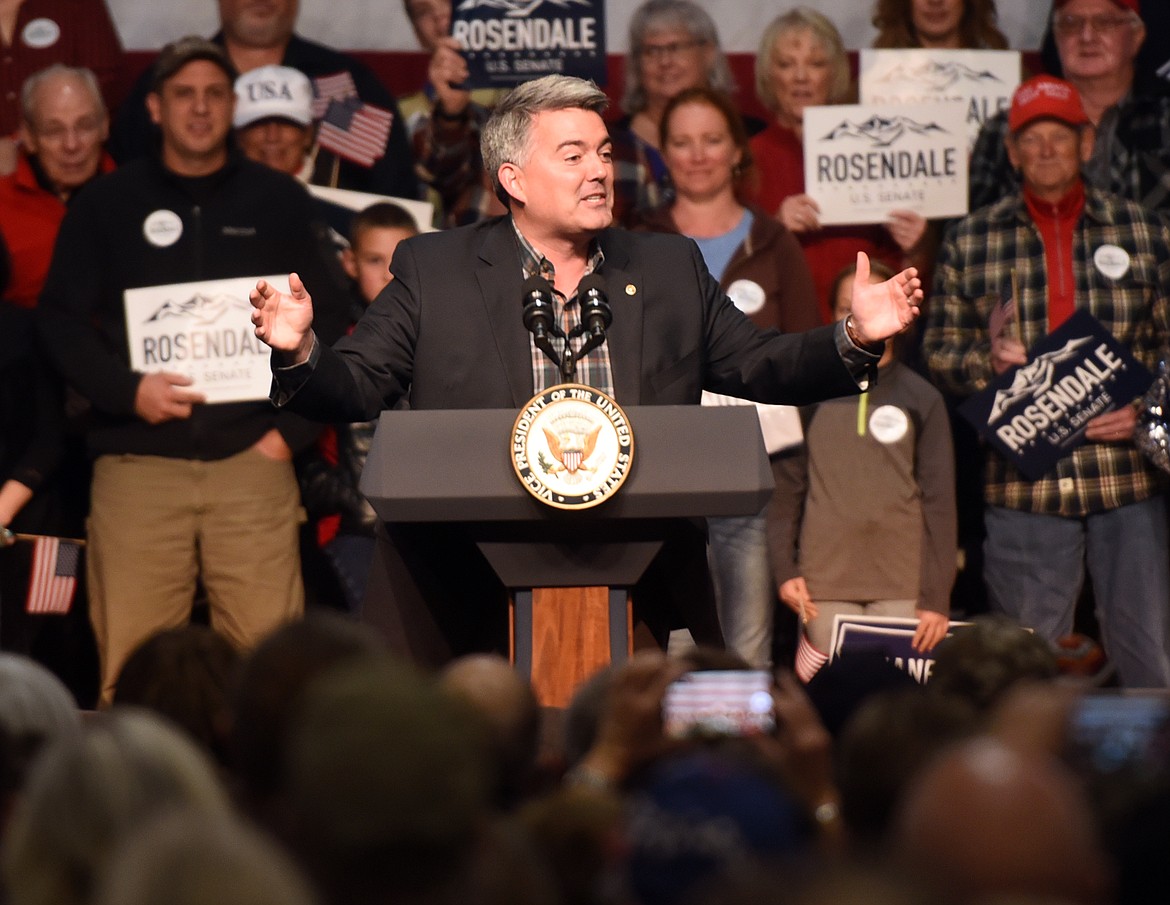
[[124, 276, 285, 404], [802, 100, 969, 226], [859, 49, 1022, 153]]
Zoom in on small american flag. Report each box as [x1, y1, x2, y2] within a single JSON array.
[[317, 96, 393, 168], [794, 631, 829, 683], [989, 276, 1018, 340], [25, 537, 81, 615], [311, 70, 358, 119]]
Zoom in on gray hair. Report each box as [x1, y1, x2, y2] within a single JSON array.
[[622, 0, 735, 115], [1, 710, 231, 905], [755, 8, 851, 115], [20, 64, 105, 129], [482, 74, 608, 208]]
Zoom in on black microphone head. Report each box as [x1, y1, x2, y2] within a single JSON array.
[[522, 274, 555, 336], [522, 274, 554, 305], [576, 273, 608, 304], [577, 273, 612, 332]]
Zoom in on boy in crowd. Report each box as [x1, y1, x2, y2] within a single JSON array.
[[299, 203, 419, 613]]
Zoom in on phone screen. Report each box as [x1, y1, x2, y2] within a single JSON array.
[[662, 670, 776, 739], [1064, 691, 1170, 777]]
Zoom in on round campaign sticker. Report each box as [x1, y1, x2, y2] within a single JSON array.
[[1093, 244, 1130, 281], [726, 279, 766, 316], [868, 405, 909, 444], [143, 210, 183, 248], [22, 18, 60, 49]]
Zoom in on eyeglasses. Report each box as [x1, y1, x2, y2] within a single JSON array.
[[640, 39, 704, 61], [1052, 13, 1135, 36]]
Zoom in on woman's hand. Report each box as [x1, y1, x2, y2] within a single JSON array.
[[778, 194, 821, 234]]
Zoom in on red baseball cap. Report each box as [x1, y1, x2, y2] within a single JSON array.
[[1008, 75, 1090, 134], [1053, 0, 1139, 13]]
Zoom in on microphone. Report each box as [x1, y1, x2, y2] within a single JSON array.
[[521, 275, 556, 340], [576, 274, 612, 339], [522, 274, 565, 374]]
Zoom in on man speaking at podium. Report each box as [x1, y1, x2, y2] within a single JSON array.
[[252, 75, 922, 664]]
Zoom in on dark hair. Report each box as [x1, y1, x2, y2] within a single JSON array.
[[349, 202, 420, 247], [114, 626, 240, 767], [872, 0, 1009, 50], [659, 86, 757, 200], [150, 36, 238, 93]]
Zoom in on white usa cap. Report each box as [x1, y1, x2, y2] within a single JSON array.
[[233, 65, 314, 129]]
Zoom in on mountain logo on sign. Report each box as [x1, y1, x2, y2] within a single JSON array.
[[456, 0, 590, 16], [874, 60, 1002, 91], [144, 293, 250, 327], [988, 338, 1094, 422], [821, 115, 948, 148]]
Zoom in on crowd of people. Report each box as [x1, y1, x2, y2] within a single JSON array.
[[2, 0, 1170, 898]]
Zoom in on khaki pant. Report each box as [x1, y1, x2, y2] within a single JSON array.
[[806, 598, 917, 653], [88, 450, 304, 705]]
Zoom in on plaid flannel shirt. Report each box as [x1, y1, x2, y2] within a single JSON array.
[[923, 187, 1170, 516], [513, 222, 613, 395], [969, 85, 1170, 214], [402, 88, 504, 228]]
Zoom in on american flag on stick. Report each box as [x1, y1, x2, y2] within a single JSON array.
[[794, 631, 829, 683], [989, 273, 1018, 341], [311, 71, 359, 119], [317, 96, 394, 168], [25, 536, 81, 615]]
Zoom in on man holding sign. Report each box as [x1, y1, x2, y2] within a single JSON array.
[[38, 37, 346, 706], [923, 75, 1170, 688]]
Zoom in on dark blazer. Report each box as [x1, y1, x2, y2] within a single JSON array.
[[278, 216, 865, 664], [283, 216, 860, 420]]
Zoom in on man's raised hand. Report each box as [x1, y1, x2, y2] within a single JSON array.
[[848, 251, 923, 345], [250, 272, 315, 361]]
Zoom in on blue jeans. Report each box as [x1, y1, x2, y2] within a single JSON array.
[[707, 515, 773, 667], [983, 497, 1170, 688]]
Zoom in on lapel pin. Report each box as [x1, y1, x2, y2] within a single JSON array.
[[625, 284, 636, 296]]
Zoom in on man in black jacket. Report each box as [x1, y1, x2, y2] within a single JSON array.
[[108, 0, 420, 200], [39, 37, 346, 706]]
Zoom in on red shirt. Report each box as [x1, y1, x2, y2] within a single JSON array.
[[0, 152, 114, 308], [749, 121, 902, 323], [1023, 180, 1085, 333], [0, 0, 124, 136]]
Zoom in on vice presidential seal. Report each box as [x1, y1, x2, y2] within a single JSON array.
[[511, 384, 634, 510]]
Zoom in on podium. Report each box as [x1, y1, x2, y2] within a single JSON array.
[[360, 405, 772, 706]]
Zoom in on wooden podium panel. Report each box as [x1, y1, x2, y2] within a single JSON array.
[[512, 586, 632, 707]]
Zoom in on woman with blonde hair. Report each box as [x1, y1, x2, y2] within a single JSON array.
[[750, 8, 928, 323]]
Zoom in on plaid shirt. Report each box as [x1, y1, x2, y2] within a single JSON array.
[[969, 85, 1170, 214], [923, 186, 1170, 516], [513, 222, 614, 395], [402, 88, 504, 228]]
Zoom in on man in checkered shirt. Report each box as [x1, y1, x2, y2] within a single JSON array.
[[970, 0, 1170, 215], [924, 75, 1170, 688]]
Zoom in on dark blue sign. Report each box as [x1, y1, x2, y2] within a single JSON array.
[[832, 617, 970, 684], [959, 309, 1153, 480], [451, 0, 606, 89]]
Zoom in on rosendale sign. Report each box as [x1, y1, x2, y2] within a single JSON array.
[[802, 101, 968, 225], [859, 49, 1022, 153], [959, 310, 1154, 480], [452, 0, 606, 88], [124, 276, 285, 404]]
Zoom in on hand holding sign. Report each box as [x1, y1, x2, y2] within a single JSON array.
[[912, 609, 949, 653], [429, 36, 471, 115], [134, 371, 206, 424], [1084, 404, 1138, 445], [250, 272, 315, 362]]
